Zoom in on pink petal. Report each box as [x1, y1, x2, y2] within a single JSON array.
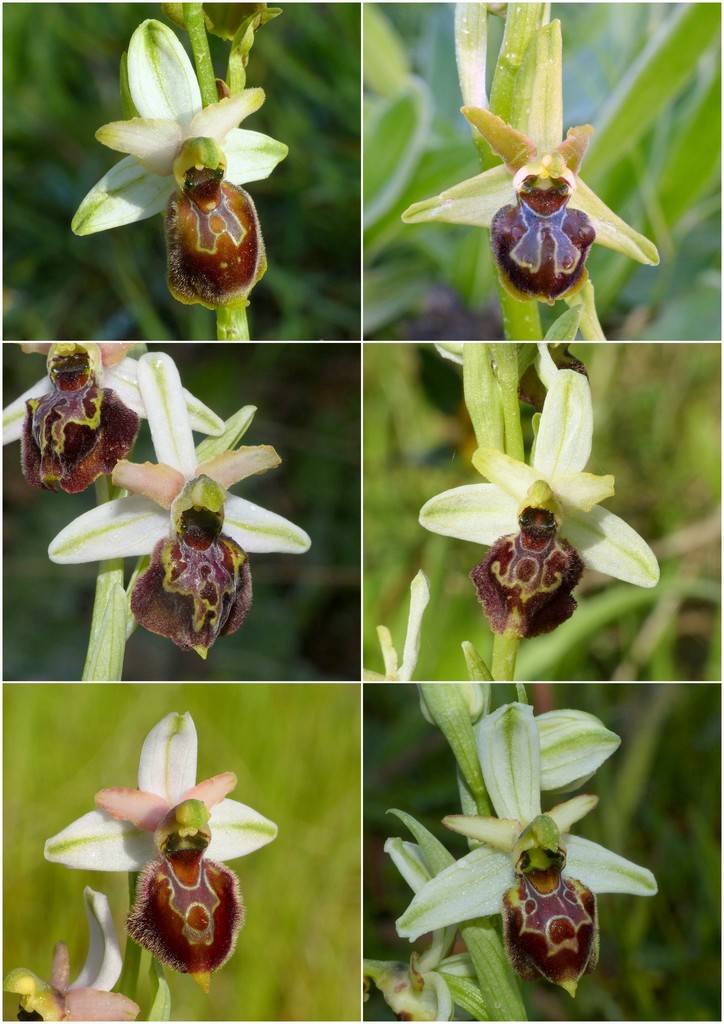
[[111, 460, 185, 508], [184, 772, 237, 808], [197, 446, 281, 488], [66, 988, 140, 1021], [98, 343, 138, 367], [95, 788, 169, 831]]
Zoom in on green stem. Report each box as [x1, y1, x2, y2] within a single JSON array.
[[117, 874, 142, 1002], [82, 477, 126, 681], [216, 304, 250, 340], [497, 283, 543, 341], [491, 633, 519, 681], [184, 3, 218, 108]]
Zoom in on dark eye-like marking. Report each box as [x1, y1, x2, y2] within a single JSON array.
[[490, 181, 595, 303]]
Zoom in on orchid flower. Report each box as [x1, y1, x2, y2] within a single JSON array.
[[420, 346, 658, 638], [47, 351, 311, 657], [71, 19, 287, 310], [45, 712, 277, 991], [2, 343, 224, 493], [394, 702, 657, 998], [4, 888, 139, 1021]]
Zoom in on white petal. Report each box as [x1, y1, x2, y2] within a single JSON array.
[[477, 703, 541, 822], [224, 494, 311, 554], [95, 118, 182, 176], [401, 164, 514, 228], [139, 711, 197, 801], [190, 89, 265, 142], [105, 359, 225, 435], [223, 129, 289, 185], [70, 889, 122, 991], [563, 505, 660, 587], [138, 352, 197, 477], [44, 810, 154, 871], [206, 797, 278, 861], [534, 369, 593, 477], [3, 376, 51, 443], [128, 19, 200, 124], [385, 837, 433, 892], [71, 156, 174, 235], [48, 498, 169, 563], [419, 484, 517, 545], [396, 846, 513, 940], [537, 709, 620, 791], [565, 834, 657, 896]]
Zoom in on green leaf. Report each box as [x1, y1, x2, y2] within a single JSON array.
[[418, 684, 488, 809], [364, 81, 432, 227], [363, 3, 410, 97], [82, 582, 127, 681], [194, 406, 257, 461], [544, 306, 581, 341], [584, 3, 722, 179], [147, 957, 172, 1021], [440, 972, 492, 1021], [459, 919, 527, 1021], [387, 808, 455, 877]]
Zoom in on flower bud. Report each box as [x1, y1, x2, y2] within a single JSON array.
[[470, 506, 583, 638], [166, 165, 267, 310]]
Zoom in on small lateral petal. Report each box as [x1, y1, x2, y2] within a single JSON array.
[[95, 788, 170, 831], [472, 448, 538, 502], [185, 772, 238, 809], [190, 88, 266, 142], [95, 118, 182, 176], [112, 460, 185, 508], [197, 445, 281, 488], [547, 794, 598, 833], [443, 814, 519, 851]]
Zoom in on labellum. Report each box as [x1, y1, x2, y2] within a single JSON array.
[[127, 801, 244, 993], [503, 843, 598, 997], [166, 164, 267, 309], [21, 346, 140, 493], [470, 505, 583, 638], [491, 176, 596, 304], [130, 476, 252, 658]]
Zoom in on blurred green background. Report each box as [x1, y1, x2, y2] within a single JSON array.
[[4, 3, 361, 341], [3, 342, 361, 681], [364, 682, 721, 1021], [4, 683, 360, 1021], [363, 342, 721, 681], [364, 3, 721, 340]]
